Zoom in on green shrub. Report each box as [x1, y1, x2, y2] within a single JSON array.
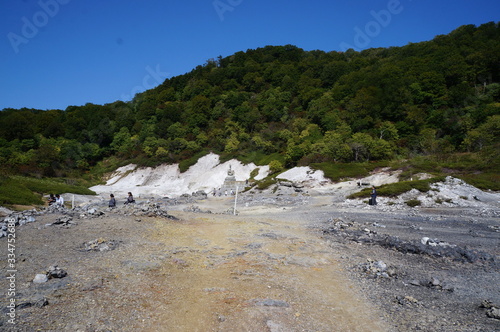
[[256, 178, 277, 190], [269, 160, 284, 174], [406, 199, 421, 207], [249, 168, 259, 180]]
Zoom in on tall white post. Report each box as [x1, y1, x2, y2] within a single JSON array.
[[233, 186, 238, 215]]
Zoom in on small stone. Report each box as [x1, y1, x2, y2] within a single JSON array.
[[486, 307, 500, 319], [404, 295, 418, 303], [47, 265, 67, 278], [255, 299, 289, 307], [33, 274, 48, 283], [374, 260, 387, 271], [430, 277, 441, 287]]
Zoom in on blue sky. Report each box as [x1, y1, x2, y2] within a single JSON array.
[[1, 0, 499, 110]]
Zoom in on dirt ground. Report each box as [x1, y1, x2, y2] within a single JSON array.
[[1, 193, 499, 331]]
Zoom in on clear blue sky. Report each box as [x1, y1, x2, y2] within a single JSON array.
[[1, 0, 499, 110]]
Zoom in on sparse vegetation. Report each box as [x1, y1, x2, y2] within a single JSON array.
[[406, 199, 421, 207], [0, 175, 95, 206], [347, 177, 446, 199], [256, 177, 277, 190]]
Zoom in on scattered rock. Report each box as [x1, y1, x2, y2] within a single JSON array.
[[83, 238, 118, 252], [253, 299, 290, 307], [361, 259, 393, 278], [480, 300, 500, 319], [33, 274, 48, 284], [396, 295, 419, 306], [18, 297, 49, 310], [486, 307, 500, 319], [52, 216, 75, 226], [183, 205, 211, 214], [421, 237, 456, 247], [47, 265, 67, 279]]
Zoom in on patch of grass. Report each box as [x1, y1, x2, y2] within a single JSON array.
[[12, 176, 95, 195], [0, 177, 43, 206], [457, 172, 500, 191], [395, 152, 499, 191], [405, 199, 421, 207], [311, 161, 391, 182], [0, 176, 95, 206], [347, 176, 446, 199], [256, 177, 277, 190], [249, 168, 259, 180]]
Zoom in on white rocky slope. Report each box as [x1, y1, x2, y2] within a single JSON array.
[[90, 153, 270, 198], [88, 153, 499, 210]]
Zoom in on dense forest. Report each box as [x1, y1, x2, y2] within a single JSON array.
[[1, 22, 499, 182]]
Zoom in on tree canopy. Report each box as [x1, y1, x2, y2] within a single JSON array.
[[1, 22, 499, 178]]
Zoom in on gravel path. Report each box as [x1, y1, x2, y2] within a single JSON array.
[[0, 192, 499, 331]]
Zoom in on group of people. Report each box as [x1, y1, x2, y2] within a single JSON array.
[[50, 186, 376, 209], [47, 194, 64, 207], [212, 188, 235, 197], [49, 192, 136, 208], [108, 192, 135, 207]]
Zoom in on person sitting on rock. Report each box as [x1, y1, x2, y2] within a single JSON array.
[[124, 192, 135, 204], [55, 194, 64, 207], [48, 194, 56, 206], [109, 194, 116, 208]]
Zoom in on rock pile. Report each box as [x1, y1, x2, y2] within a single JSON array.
[[183, 205, 212, 214], [0, 198, 184, 238], [480, 300, 500, 320], [52, 216, 75, 227], [82, 238, 118, 252], [1, 210, 38, 237], [33, 265, 68, 284], [360, 259, 397, 279]]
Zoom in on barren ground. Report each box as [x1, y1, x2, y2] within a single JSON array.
[[1, 193, 499, 332]]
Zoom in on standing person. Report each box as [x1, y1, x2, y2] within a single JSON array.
[[124, 192, 135, 204], [55, 194, 64, 207], [370, 186, 377, 205], [109, 194, 116, 208]]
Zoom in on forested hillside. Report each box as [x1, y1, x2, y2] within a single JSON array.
[[1, 22, 499, 181]]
